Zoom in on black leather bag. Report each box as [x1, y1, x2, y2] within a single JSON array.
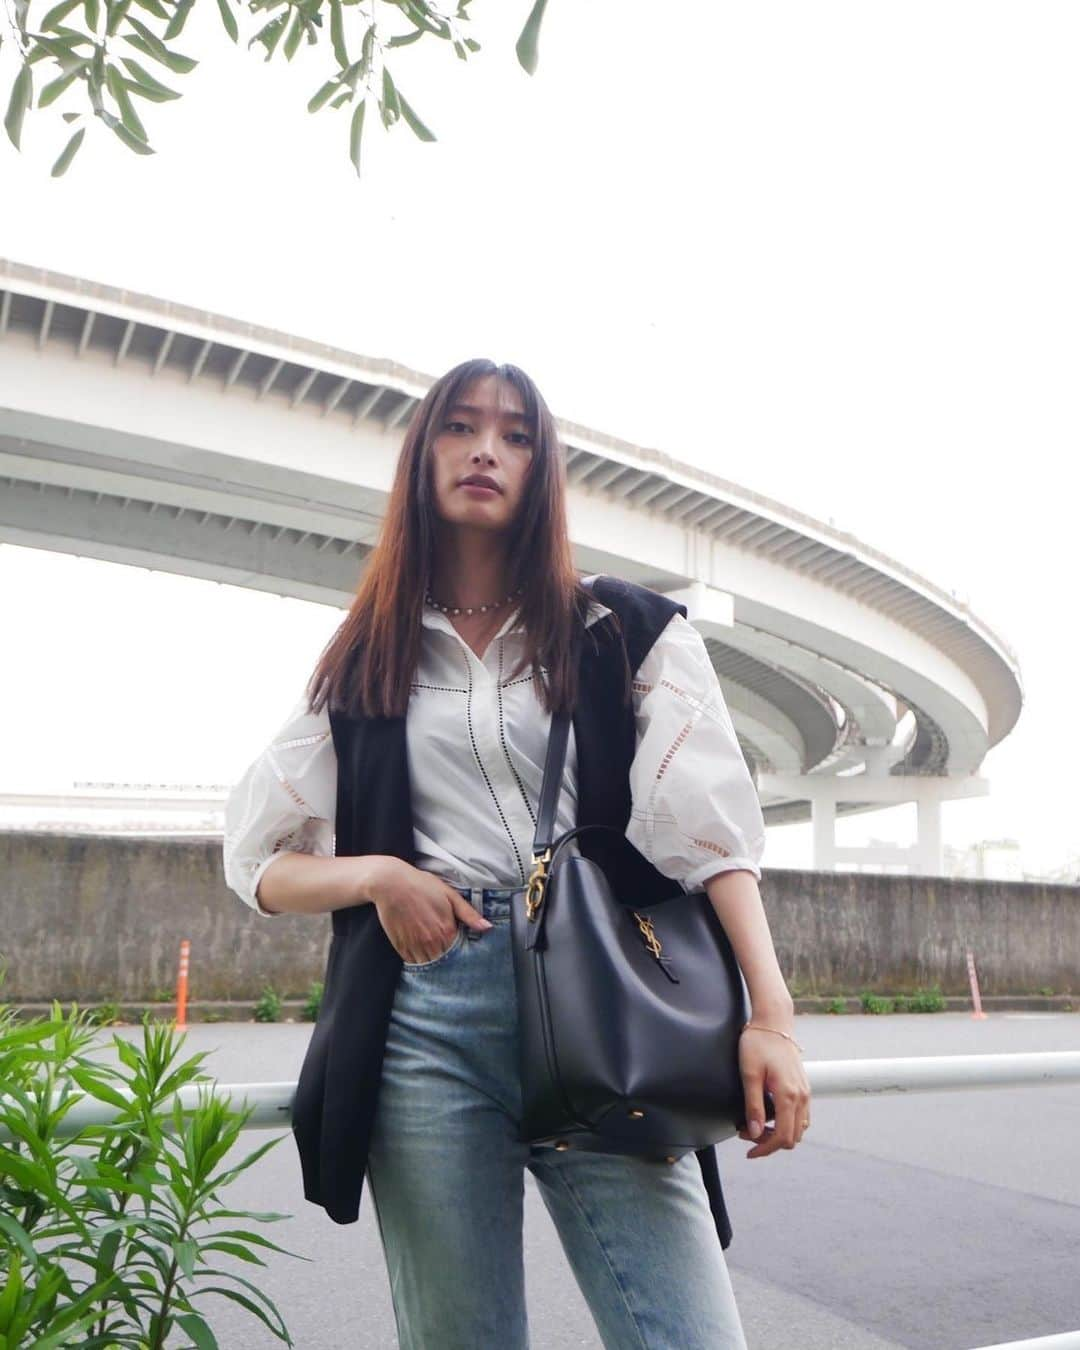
[[509, 627, 774, 1162]]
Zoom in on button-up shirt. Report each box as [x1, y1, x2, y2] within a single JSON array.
[[223, 591, 766, 916]]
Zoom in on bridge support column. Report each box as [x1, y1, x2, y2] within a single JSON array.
[[915, 795, 943, 875], [758, 773, 989, 876], [811, 795, 837, 871]]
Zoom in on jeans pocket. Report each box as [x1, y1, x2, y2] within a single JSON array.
[[400, 922, 467, 971]]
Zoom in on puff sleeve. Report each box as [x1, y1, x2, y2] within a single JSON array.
[[222, 692, 337, 916], [626, 612, 766, 891]]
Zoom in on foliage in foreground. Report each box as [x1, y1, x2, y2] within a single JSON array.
[[2, 0, 550, 177], [0, 958, 307, 1347]]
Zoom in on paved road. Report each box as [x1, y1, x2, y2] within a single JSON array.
[[87, 1013, 1080, 1350]]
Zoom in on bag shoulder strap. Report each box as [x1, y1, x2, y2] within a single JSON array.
[[532, 580, 592, 855]]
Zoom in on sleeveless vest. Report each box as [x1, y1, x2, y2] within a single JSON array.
[[290, 574, 735, 1249]]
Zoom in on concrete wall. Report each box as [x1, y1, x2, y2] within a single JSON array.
[[1, 831, 1077, 1002]]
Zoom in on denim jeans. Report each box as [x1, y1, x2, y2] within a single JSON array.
[[364, 884, 748, 1350]]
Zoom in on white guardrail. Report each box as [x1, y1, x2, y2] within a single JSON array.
[[4, 1051, 1079, 1350], [8, 1049, 1080, 1139], [972, 1337, 1080, 1350]]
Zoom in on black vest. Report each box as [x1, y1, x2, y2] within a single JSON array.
[[290, 574, 735, 1249]]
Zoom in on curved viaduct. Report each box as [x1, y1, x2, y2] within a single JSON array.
[[0, 257, 1023, 874]]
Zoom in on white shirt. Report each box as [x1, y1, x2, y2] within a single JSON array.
[[222, 595, 766, 916]]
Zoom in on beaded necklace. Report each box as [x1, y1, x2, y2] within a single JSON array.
[[424, 585, 524, 617]]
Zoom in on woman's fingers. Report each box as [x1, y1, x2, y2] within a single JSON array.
[[740, 1062, 767, 1142], [738, 1039, 812, 1158], [447, 888, 494, 932]]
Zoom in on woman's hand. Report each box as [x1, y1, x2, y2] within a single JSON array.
[[368, 858, 492, 964], [736, 1023, 812, 1159]]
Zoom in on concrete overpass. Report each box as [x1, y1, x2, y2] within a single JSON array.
[[0, 257, 1023, 874]]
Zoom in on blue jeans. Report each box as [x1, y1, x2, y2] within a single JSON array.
[[365, 884, 748, 1349]]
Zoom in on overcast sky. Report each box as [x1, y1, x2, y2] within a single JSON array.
[[1, 2, 1077, 877]]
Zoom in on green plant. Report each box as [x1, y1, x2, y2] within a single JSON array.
[[3, 0, 552, 178], [822, 998, 848, 1014], [859, 992, 895, 1015], [253, 985, 282, 1023], [905, 987, 946, 1013], [1039, 986, 1054, 997], [202, 1010, 224, 1024], [149, 988, 174, 1004], [300, 982, 323, 1023], [86, 1001, 121, 1027], [0, 960, 307, 1346]]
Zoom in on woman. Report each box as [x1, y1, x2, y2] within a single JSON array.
[[223, 357, 811, 1349]]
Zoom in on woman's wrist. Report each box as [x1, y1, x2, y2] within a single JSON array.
[[748, 991, 795, 1030]]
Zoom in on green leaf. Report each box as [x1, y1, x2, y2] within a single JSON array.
[[328, 0, 347, 68], [4, 63, 32, 150], [38, 65, 84, 107], [348, 96, 364, 176], [0, 1139, 49, 1193], [396, 87, 434, 142], [30, 33, 89, 76], [23, 1262, 66, 1326], [132, 0, 170, 15], [386, 27, 423, 48], [66, 1065, 132, 1112], [307, 77, 338, 113], [119, 56, 180, 99], [162, 0, 196, 40], [282, 8, 304, 60], [177, 1311, 219, 1350], [395, 0, 440, 35], [172, 1236, 198, 1280], [207, 1226, 308, 1258], [515, 0, 547, 75], [122, 14, 197, 71], [196, 1264, 287, 1311], [198, 1206, 293, 1223], [40, 0, 82, 29], [214, 0, 238, 41], [188, 1284, 285, 1339], [49, 126, 83, 171], [248, 11, 288, 59], [107, 114, 155, 153], [106, 60, 150, 142], [113, 1034, 142, 1073], [380, 64, 402, 130], [0, 1210, 40, 1266], [106, 0, 132, 35], [199, 1239, 267, 1265], [45, 21, 94, 43], [92, 1228, 122, 1285], [338, 54, 364, 90], [0, 1251, 25, 1329]]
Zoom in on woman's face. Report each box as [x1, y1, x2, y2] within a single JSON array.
[[429, 374, 535, 535]]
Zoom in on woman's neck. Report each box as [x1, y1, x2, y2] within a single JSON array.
[[430, 533, 513, 610]]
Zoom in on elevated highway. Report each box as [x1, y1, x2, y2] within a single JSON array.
[[0, 257, 1023, 873]]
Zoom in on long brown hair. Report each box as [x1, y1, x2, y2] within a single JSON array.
[[304, 357, 624, 720]]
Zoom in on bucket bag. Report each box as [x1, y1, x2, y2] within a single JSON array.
[[509, 626, 775, 1162]]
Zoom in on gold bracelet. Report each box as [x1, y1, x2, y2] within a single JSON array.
[[742, 1020, 804, 1053]]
